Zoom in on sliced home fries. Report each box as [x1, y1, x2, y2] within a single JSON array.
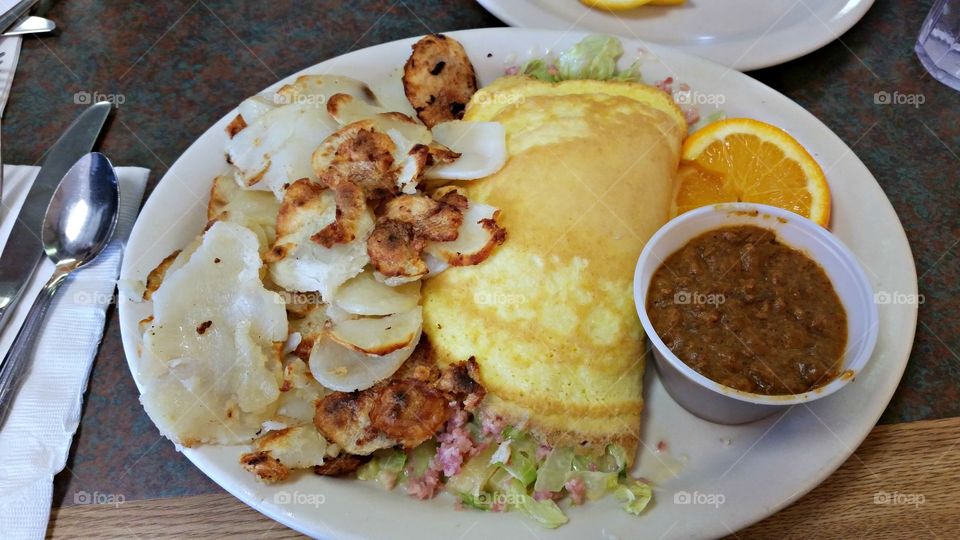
[[328, 307, 423, 355], [425, 120, 508, 180], [267, 180, 374, 300], [326, 93, 389, 125], [309, 327, 422, 392], [334, 270, 421, 316], [207, 173, 280, 252], [138, 34, 508, 480], [425, 201, 506, 266], [139, 222, 287, 446], [227, 102, 336, 197]]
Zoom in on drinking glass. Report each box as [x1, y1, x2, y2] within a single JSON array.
[[917, 0, 960, 91]]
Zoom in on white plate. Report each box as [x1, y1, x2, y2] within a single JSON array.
[[119, 28, 916, 539], [477, 0, 875, 71]]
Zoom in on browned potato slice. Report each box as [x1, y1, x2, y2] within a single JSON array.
[[402, 34, 478, 128]]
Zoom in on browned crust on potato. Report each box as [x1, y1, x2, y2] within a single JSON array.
[[239, 451, 290, 483], [274, 178, 328, 239], [366, 219, 428, 278], [391, 338, 440, 383], [382, 193, 464, 242], [325, 93, 354, 121], [436, 358, 485, 410], [225, 114, 247, 138], [433, 213, 507, 267], [311, 180, 366, 247], [314, 388, 382, 450], [315, 123, 399, 202], [313, 454, 370, 476], [365, 190, 473, 277], [427, 141, 461, 166], [143, 250, 182, 301], [206, 176, 229, 222], [314, 339, 487, 464], [369, 379, 448, 448], [402, 34, 478, 128]]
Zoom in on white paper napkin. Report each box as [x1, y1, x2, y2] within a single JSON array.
[[0, 35, 22, 117], [0, 164, 148, 540]]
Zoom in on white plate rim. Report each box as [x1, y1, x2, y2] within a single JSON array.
[[118, 27, 917, 539], [476, 0, 876, 71]]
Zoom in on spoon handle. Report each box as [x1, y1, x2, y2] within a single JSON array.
[[0, 270, 69, 430]]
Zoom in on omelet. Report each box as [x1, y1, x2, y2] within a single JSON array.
[[422, 77, 685, 463]]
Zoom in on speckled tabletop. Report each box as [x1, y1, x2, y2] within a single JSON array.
[[4, 0, 953, 512]]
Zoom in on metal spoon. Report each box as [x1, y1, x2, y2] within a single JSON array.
[[0, 152, 119, 429]]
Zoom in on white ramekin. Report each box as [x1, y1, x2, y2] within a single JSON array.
[[634, 203, 879, 424]]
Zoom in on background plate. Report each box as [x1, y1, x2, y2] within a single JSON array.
[[119, 28, 915, 539], [477, 0, 876, 71]]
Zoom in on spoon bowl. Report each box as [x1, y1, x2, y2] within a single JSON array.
[[42, 152, 119, 271], [0, 152, 119, 429]]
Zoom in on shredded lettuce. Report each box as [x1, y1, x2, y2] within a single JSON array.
[[573, 470, 620, 501], [533, 446, 573, 492], [446, 444, 498, 497], [521, 59, 556, 81], [505, 479, 569, 528], [500, 428, 538, 487], [607, 444, 629, 471], [521, 35, 642, 83], [357, 449, 407, 489], [517, 493, 569, 528], [385, 423, 652, 528], [615, 478, 654, 515]]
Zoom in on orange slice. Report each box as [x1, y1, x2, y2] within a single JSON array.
[[674, 118, 831, 227], [579, 0, 655, 10]]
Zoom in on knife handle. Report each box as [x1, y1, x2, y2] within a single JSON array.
[[0, 282, 25, 336], [0, 269, 68, 430]]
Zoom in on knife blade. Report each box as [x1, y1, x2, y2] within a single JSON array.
[[0, 0, 38, 35], [0, 100, 111, 335]]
